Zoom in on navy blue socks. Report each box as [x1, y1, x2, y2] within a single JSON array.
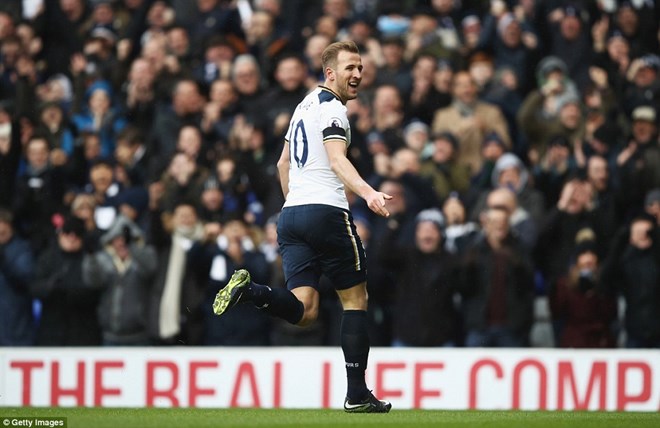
[[341, 310, 370, 401], [249, 282, 304, 325]]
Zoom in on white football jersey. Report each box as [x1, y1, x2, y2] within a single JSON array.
[[283, 86, 351, 210]]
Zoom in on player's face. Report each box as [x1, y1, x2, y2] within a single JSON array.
[[330, 50, 362, 103]]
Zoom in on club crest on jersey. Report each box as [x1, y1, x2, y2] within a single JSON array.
[[328, 117, 344, 128]]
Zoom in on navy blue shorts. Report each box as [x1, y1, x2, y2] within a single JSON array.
[[277, 204, 367, 291]]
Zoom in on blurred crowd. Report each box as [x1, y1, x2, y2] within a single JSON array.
[[0, 0, 659, 349]]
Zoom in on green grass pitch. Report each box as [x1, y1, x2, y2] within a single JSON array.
[[1, 407, 659, 428]]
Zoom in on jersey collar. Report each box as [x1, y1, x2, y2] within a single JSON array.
[[318, 85, 344, 105]]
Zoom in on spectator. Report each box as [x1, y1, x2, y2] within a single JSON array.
[[84, 159, 121, 231], [150, 202, 206, 345], [385, 208, 460, 347], [442, 194, 479, 255], [616, 105, 660, 218], [0, 208, 35, 346], [201, 78, 241, 150], [114, 127, 149, 188], [375, 35, 411, 95], [158, 152, 209, 216], [480, 152, 545, 228], [31, 215, 102, 346], [245, 8, 290, 81], [121, 57, 157, 135], [12, 135, 67, 254], [533, 135, 579, 209], [406, 53, 451, 125], [517, 82, 585, 166], [72, 80, 127, 158], [601, 214, 660, 348], [418, 131, 471, 202], [545, 4, 592, 89], [623, 54, 660, 116], [432, 71, 511, 176], [535, 178, 611, 285], [83, 214, 158, 346], [549, 239, 617, 348], [261, 54, 309, 142], [460, 206, 535, 347], [477, 6, 539, 91], [485, 186, 538, 253], [150, 78, 205, 176], [189, 218, 271, 346], [231, 54, 266, 122]]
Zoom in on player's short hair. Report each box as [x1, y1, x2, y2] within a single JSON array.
[[321, 40, 360, 74]]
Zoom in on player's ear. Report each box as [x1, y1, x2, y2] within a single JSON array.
[[325, 66, 335, 81]]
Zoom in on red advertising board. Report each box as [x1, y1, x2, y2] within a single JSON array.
[[1, 348, 658, 411]]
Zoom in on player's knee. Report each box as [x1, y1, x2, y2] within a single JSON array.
[[298, 306, 319, 326]]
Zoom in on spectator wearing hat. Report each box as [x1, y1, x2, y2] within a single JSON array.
[[0, 208, 35, 346], [460, 205, 535, 347], [418, 131, 471, 202], [517, 66, 585, 165], [616, 105, 660, 218], [31, 215, 102, 346], [601, 214, 660, 348], [432, 71, 511, 177], [83, 214, 158, 346], [549, 239, 617, 348], [382, 208, 461, 347], [483, 152, 545, 228], [623, 54, 660, 116], [402, 120, 431, 156]]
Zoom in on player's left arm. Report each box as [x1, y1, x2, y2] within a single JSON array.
[[277, 141, 291, 199], [325, 139, 391, 217]]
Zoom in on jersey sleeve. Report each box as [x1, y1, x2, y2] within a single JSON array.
[[319, 99, 349, 144]]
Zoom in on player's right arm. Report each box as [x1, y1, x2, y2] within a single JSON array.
[[324, 139, 391, 217], [277, 141, 291, 199]]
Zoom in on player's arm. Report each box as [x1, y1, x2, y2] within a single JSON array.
[[277, 141, 291, 199], [324, 139, 391, 217]]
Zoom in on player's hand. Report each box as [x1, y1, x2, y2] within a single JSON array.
[[366, 191, 393, 218]]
